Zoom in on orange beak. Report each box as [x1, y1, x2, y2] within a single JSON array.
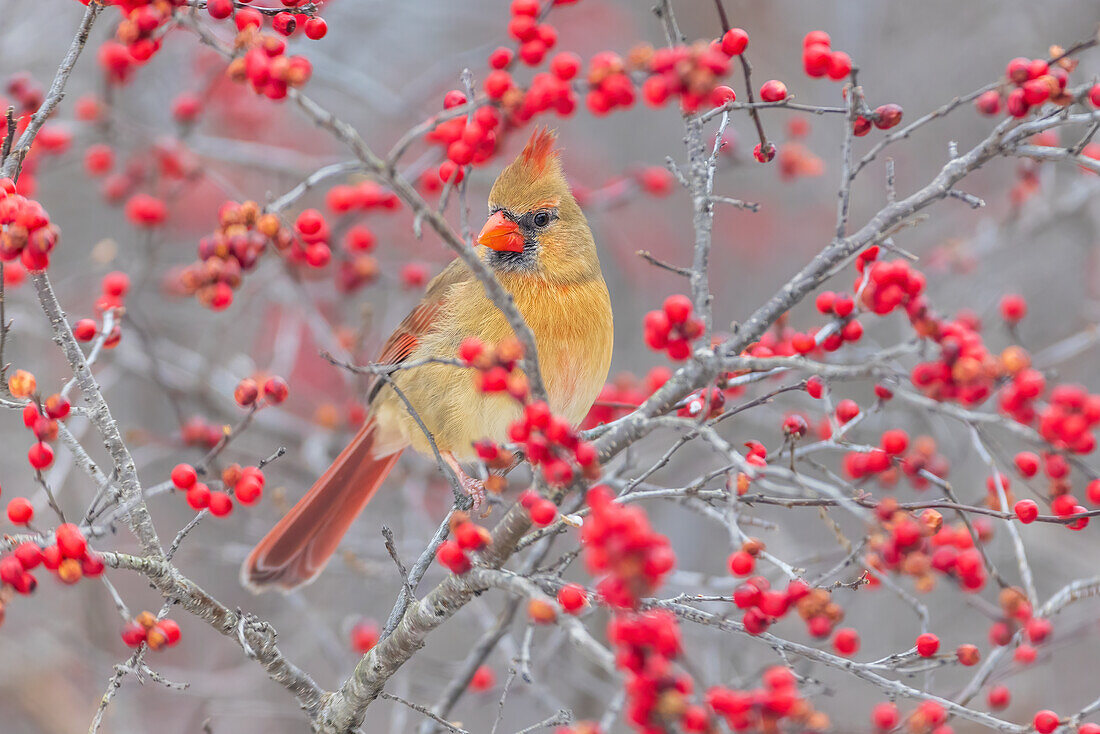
[[477, 212, 525, 252]]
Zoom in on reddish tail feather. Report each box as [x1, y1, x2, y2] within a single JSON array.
[[242, 418, 402, 592]]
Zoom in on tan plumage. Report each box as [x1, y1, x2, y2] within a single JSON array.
[[242, 128, 613, 592]]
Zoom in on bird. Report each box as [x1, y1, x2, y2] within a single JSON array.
[[242, 128, 614, 592]]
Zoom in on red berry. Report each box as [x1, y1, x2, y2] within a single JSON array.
[[303, 17, 328, 40], [1033, 710, 1059, 734], [803, 31, 831, 48], [208, 491, 233, 516], [550, 52, 581, 81], [350, 620, 378, 653], [1000, 294, 1027, 323], [158, 618, 182, 646], [437, 540, 471, 574], [833, 627, 860, 655], [469, 665, 496, 692], [102, 271, 130, 298], [125, 194, 167, 227], [28, 442, 53, 469], [975, 90, 1002, 115], [1015, 451, 1040, 477], [663, 294, 693, 324], [13, 542, 42, 569], [7, 497, 33, 524], [528, 498, 557, 526], [835, 399, 859, 423], [803, 44, 831, 78], [171, 463, 198, 490], [987, 684, 1010, 709], [484, 70, 513, 100], [172, 92, 203, 122], [827, 51, 852, 80], [915, 632, 939, 657], [871, 702, 898, 730], [873, 104, 903, 129], [1026, 617, 1052, 644], [753, 142, 776, 163], [710, 85, 736, 108], [235, 476, 262, 505], [956, 643, 980, 666], [880, 429, 908, 456], [806, 376, 824, 399], [84, 144, 114, 176], [760, 80, 788, 103], [206, 0, 232, 19], [186, 483, 210, 510], [73, 319, 97, 341], [557, 583, 587, 613], [263, 376, 289, 404], [488, 47, 513, 69], [55, 523, 87, 559], [727, 550, 754, 576], [1014, 499, 1039, 524], [720, 28, 749, 56], [121, 621, 147, 647]]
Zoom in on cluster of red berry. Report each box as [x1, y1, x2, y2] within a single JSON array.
[[1033, 383, 1100, 455], [120, 610, 182, 652], [865, 499, 992, 594], [233, 375, 290, 408], [228, 30, 313, 101], [334, 225, 381, 292], [507, 0, 559, 66], [776, 119, 826, 180], [644, 294, 705, 361], [180, 416, 224, 449], [505, 401, 600, 486], [801, 31, 852, 81], [0, 178, 60, 271], [0, 522, 104, 626], [460, 336, 531, 401], [9, 370, 70, 472], [975, 52, 1076, 118], [170, 462, 266, 516], [499, 58, 578, 124], [870, 700, 951, 733], [608, 609, 703, 732], [910, 315, 1000, 407], [0, 73, 70, 196], [639, 42, 734, 113], [178, 201, 283, 310], [856, 249, 926, 317], [733, 570, 842, 639], [429, 93, 503, 185], [707, 666, 827, 732], [436, 517, 493, 575], [580, 485, 674, 608]]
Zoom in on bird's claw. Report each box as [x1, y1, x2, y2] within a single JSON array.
[[461, 474, 488, 515]]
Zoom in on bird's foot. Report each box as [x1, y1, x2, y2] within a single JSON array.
[[443, 452, 488, 515]]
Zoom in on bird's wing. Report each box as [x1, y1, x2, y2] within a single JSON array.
[[366, 257, 472, 405]]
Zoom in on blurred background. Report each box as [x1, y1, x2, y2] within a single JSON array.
[[3, 1, 1100, 732]]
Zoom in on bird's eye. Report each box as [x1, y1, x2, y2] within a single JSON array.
[[533, 211, 551, 227]]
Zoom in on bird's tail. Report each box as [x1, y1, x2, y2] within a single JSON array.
[[241, 417, 402, 593]]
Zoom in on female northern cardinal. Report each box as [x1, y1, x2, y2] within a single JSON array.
[[243, 129, 613, 592]]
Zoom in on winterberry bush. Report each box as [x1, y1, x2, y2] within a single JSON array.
[[4, 2, 1100, 733]]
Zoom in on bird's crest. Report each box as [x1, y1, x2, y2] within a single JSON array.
[[520, 127, 559, 175], [489, 127, 569, 214]]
